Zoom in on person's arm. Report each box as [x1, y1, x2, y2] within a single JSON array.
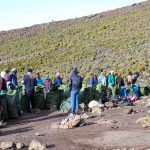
[[79, 76, 82, 89], [104, 76, 106, 86], [34, 78, 37, 86], [69, 77, 72, 91], [2, 78, 7, 91]]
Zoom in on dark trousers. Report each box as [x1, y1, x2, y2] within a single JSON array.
[[25, 92, 35, 112]]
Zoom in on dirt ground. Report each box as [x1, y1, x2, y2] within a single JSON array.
[[0, 97, 150, 150]]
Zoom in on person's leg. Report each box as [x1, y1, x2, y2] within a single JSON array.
[[75, 91, 79, 114], [132, 84, 139, 98], [25, 93, 31, 112], [122, 88, 127, 97], [30, 93, 35, 109], [112, 85, 116, 97], [71, 91, 75, 114]]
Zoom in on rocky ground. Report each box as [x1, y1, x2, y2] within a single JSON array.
[[0, 96, 150, 150]]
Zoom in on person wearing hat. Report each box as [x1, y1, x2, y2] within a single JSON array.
[[36, 72, 44, 85], [23, 68, 37, 113], [44, 74, 53, 93], [69, 68, 82, 115], [7, 68, 18, 90], [54, 72, 62, 87]]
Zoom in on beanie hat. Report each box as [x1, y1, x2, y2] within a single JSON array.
[[28, 68, 33, 73], [1, 71, 6, 78], [45, 74, 50, 79]]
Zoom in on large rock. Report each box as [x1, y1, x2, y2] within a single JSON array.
[[28, 140, 46, 150], [123, 106, 133, 114], [91, 106, 102, 116], [105, 102, 114, 108], [16, 143, 25, 149], [88, 100, 104, 109], [0, 142, 15, 150]]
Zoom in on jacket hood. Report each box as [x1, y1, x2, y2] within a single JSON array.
[[72, 68, 78, 75]]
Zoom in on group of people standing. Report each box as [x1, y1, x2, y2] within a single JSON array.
[[0, 68, 63, 126], [87, 69, 140, 99], [0, 67, 140, 124]]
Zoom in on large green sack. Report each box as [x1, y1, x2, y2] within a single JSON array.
[[139, 86, 150, 96], [34, 85, 45, 109], [60, 97, 71, 112], [34, 92, 45, 109], [6, 90, 19, 119], [126, 85, 133, 96], [18, 86, 26, 112], [0, 93, 8, 121], [45, 90, 60, 109]]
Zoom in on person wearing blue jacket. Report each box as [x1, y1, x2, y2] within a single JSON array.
[[7, 68, 18, 90], [36, 73, 44, 85], [54, 72, 62, 87], [69, 68, 82, 115]]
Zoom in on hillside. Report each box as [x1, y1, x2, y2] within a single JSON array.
[[0, 1, 150, 82]]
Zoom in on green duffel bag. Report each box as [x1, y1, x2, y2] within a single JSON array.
[[34, 92, 45, 109], [45, 91, 60, 110], [60, 97, 71, 112], [6, 90, 19, 119], [139, 86, 150, 96], [0, 93, 8, 121]]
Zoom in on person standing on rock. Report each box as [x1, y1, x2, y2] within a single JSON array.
[[23, 68, 37, 113], [69, 68, 82, 115]]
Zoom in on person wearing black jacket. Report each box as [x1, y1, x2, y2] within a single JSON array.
[[23, 68, 37, 113], [69, 68, 82, 114], [116, 72, 126, 97]]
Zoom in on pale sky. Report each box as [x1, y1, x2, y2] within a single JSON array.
[[0, 0, 146, 31]]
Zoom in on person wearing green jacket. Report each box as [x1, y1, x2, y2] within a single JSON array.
[[108, 70, 116, 96]]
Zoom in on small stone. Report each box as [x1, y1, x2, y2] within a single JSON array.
[[123, 106, 133, 114], [28, 140, 46, 150], [79, 103, 85, 109], [105, 102, 114, 108], [111, 125, 119, 129], [16, 143, 25, 149], [0, 142, 15, 150], [81, 113, 90, 119], [142, 124, 149, 128], [35, 132, 44, 136]]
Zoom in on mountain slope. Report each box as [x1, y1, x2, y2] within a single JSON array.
[[0, 1, 150, 81]]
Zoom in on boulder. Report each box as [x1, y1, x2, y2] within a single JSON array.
[[0, 142, 15, 150], [16, 143, 25, 149], [123, 106, 133, 114], [91, 106, 102, 116], [105, 102, 114, 108], [88, 100, 103, 109], [28, 140, 46, 150]]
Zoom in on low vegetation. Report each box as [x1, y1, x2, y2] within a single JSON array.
[[0, 1, 149, 82]]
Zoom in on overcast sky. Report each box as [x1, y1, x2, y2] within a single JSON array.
[[0, 0, 146, 31]]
